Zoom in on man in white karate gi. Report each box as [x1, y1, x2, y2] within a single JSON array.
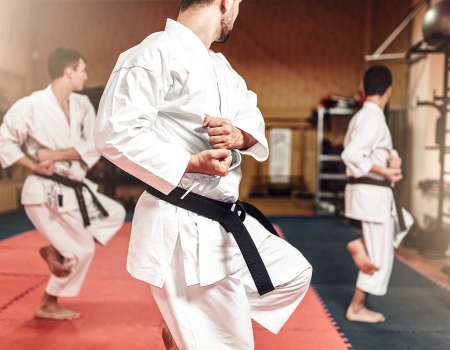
[[0, 47, 126, 321], [342, 65, 413, 323], [95, 0, 312, 348]]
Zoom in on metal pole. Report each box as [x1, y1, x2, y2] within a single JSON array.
[[368, 0, 429, 60], [373, 0, 429, 57], [316, 107, 324, 213], [437, 48, 450, 230]]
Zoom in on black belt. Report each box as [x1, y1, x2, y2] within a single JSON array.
[[145, 185, 279, 296], [35, 173, 109, 227], [347, 177, 406, 231]]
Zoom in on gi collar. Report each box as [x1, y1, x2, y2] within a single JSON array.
[[363, 101, 385, 116], [164, 19, 214, 71]]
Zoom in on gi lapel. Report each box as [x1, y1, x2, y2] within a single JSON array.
[[210, 55, 227, 119], [46, 86, 71, 148], [68, 94, 78, 147]]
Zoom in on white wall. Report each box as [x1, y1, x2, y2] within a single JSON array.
[[0, 0, 33, 212], [408, 0, 450, 226], [0, 0, 34, 94]]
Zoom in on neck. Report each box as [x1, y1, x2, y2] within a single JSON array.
[[177, 7, 222, 49], [365, 95, 387, 111], [50, 78, 73, 106]]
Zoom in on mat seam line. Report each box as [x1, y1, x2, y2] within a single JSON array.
[[0, 272, 49, 278], [0, 279, 47, 313], [394, 254, 450, 293], [270, 221, 354, 350], [311, 284, 354, 350]]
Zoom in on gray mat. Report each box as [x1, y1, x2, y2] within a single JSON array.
[[270, 216, 450, 350]]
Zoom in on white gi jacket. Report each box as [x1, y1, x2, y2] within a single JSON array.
[[95, 19, 270, 288], [342, 102, 395, 223], [0, 85, 101, 210]]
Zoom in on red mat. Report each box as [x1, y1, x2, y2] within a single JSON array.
[[0, 224, 350, 349]]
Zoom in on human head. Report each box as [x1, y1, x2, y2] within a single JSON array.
[[180, 0, 242, 43], [47, 47, 88, 91], [363, 65, 393, 98]]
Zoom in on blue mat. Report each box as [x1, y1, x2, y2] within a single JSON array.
[[0, 210, 134, 242], [0, 210, 35, 241], [270, 216, 450, 350]]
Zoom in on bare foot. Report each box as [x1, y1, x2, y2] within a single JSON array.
[[35, 295, 80, 321], [346, 305, 385, 323], [347, 239, 380, 275], [162, 326, 179, 350], [39, 246, 71, 278]]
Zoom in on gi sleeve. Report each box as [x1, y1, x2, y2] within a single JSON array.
[[341, 116, 380, 178], [216, 54, 269, 162], [0, 99, 29, 169], [95, 64, 190, 195], [74, 96, 101, 168]]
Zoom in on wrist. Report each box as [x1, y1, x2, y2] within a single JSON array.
[[186, 154, 199, 173], [370, 164, 386, 177], [49, 150, 59, 162], [233, 127, 245, 149]]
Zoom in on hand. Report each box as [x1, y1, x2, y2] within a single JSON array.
[[186, 149, 232, 177], [388, 155, 402, 170], [384, 167, 402, 183], [34, 160, 54, 176], [36, 148, 55, 162], [203, 116, 243, 150]]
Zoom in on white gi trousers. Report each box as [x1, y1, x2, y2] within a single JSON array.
[[356, 207, 410, 296], [151, 222, 312, 350], [25, 189, 125, 297]]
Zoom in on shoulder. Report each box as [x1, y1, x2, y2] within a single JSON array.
[[6, 93, 36, 117], [210, 51, 242, 87], [211, 52, 236, 75], [353, 106, 384, 129], [114, 31, 175, 72], [211, 52, 232, 67]]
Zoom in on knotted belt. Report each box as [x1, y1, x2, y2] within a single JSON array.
[[145, 185, 279, 296], [347, 177, 406, 231], [35, 173, 109, 227]]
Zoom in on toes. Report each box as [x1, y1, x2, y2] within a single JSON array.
[[68, 313, 81, 321]]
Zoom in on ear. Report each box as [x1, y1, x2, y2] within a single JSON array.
[[386, 86, 393, 97], [220, 0, 232, 14], [64, 65, 74, 79]]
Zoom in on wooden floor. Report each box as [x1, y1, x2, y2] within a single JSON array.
[[396, 245, 450, 290], [243, 197, 314, 216]]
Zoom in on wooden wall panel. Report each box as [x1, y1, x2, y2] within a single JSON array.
[[26, 0, 413, 202], [31, 0, 413, 109], [213, 0, 368, 112], [32, 1, 178, 89], [368, 0, 412, 108]]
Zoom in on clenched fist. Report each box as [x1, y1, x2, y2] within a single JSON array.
[[34, 160, 54, 176], [186, 149, 232, 177], [388, 155, 402, 170], [384, 167, 402, 183], [203, 116, 244, 150]]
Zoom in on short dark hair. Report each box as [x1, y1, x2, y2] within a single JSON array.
[[363, 65, 392, 96], [180, 0, 214, 11], [47, 47, 86, 80]]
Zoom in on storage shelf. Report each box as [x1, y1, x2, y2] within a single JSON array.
[[317, 191, 345, 198], [319, 173, 348, 180], [325, 107, 357, 115], [319, 155, 343, 162], [315, 105, 357, 215]]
